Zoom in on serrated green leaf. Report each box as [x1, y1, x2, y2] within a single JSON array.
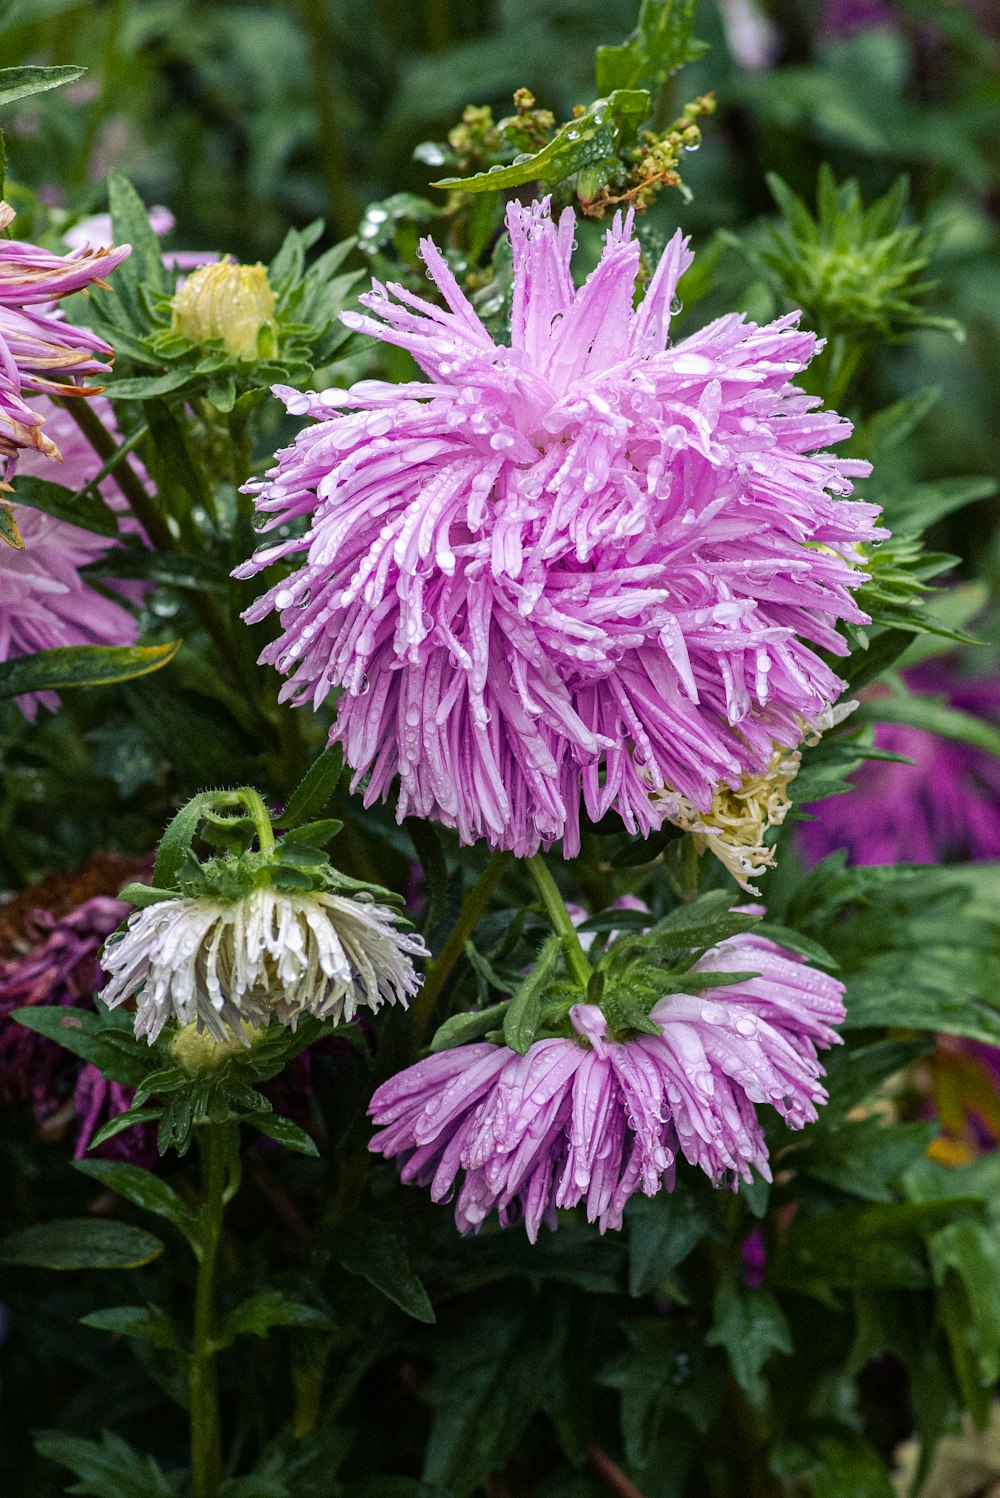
[[706, 1277, 792, 1407], [33, 1430, 177, 1498], [0, 640, 180, 699], [217, 1290, 334, 1348], [595, 0, 708, 95], [107, 170, 166, 301], [280, 744, 345, 828], [503, 936, 561, 1055], [0, 1218, 164, 1270], [433, 90, 649, 195], [626, 1185, 718, 1296], [929, 1219, 1000, 1416]]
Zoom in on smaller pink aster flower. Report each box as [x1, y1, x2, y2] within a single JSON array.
[[0, 201, 130, 481], [368, 929, 844, 1240]]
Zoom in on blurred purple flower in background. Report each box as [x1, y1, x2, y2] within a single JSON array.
[[0, 862, 156, 1163], [800, 664, 1000, 866]]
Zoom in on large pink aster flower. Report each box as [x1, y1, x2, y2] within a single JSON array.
[[369, 929, 844, 1240], [239, 199, 879, 856], [0, 201, 129, 480]]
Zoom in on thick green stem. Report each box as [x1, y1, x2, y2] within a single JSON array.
[[410, 850, 511, 1050], [190, 1123, 236, 1498], [60, 397, 174, 553], [236, 786, 275, 854], [525, 854, 592, 992]]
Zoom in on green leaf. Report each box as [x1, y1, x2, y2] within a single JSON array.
[[429, 1001, 509, 1053], [798, 1118, 938, 1203], [602, 1320, 727, 1464], [152, 790, 222, 889], [770, 1433, 894, 1498], [649, 890, 760, 949], [706, 1277, 792, 1407], [929, 1219, 1000, 1419], [0, 640, 180, 700], [280, 744, 345, 828], [9, 474, 120, 536], [0, 1218, 164, 1270], [0, 64, 85, 108], [33, 1430, 177, 1498], [74, 1159, 199, 1241], [842, 626, 915, 690], [107, 169, 167, 299], [249, 1113, 319, 1156], [80, 1303, 182, 1352], [87, 1106, 164, 1151], [626, 1185, 718, 1296], [595, 0, 708, 95], [844, 959, 1000, 1046], [218, 1290, 334, 1347], [867, 690, 1000, 758], [774, 1200, 983, 1294], [433, 90, 650, 195], [752, 922, 839, 970], [335, 1213, 435, 1323], [503, 935, 561, 1054], [91, 546, 232, 594], [0, 501, 22, 548], [12, 1004, 152, 1087]]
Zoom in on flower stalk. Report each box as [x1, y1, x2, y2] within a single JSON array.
[[525, 853, 592, 991], [410, 850, 511, 1050], [190, 1121, 239, 1498]]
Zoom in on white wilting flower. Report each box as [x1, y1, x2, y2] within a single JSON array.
[[100, 884, 428, 1044]]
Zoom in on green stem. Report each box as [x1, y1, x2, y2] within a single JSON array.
[[236, 786, 275, 854], [525, 853, 592, 992], [60, 400, 277, 730], [410, 850, 511, 1050], [190, 1123, 236, 1498], [425, 0, 450, 51], [300, 0, 361, 238], [664, 833, 702, 903], [60, 397, 174, 554]]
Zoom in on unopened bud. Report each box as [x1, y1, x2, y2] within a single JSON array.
[[170, 1018, 257, 1070], [171, 261, 277, 362]]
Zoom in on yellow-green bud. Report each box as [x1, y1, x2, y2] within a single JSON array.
[[170, 1018, 257, 1071], [171, 261, 277, 362]]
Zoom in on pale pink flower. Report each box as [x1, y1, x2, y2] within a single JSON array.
[[369, 929, 844, 1240], [239, 199, 878, 856]]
